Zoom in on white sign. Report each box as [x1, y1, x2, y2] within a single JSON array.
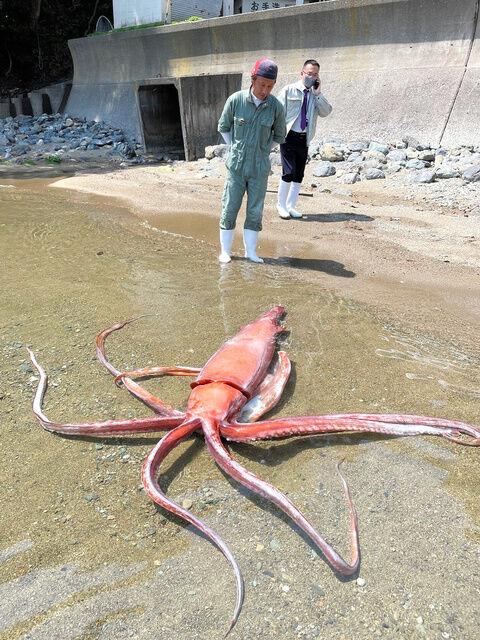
[[241, 0, 297, 13], [113, 0, 167, 28]]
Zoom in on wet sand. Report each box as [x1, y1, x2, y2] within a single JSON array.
[[0, 171, 479, 640], [48, 159, 480, 343]]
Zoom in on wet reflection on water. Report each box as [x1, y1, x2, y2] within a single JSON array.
[[1, 180, 479, 640]]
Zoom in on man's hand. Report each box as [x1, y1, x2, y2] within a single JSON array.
[[312, 80, 322, 96]]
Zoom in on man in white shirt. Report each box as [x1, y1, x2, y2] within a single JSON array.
[[276, 60, 332, 219]]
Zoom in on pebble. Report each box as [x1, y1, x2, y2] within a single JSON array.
[[84, 493, 99, 503], [356, 577, 366, 587], [269, 538, 282, 551]]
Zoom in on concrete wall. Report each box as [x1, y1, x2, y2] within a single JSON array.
[[441, 3, 480, 147], [66, 0, 480, 147]]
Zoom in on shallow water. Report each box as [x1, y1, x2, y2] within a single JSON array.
[[1, 179, 479, 640]]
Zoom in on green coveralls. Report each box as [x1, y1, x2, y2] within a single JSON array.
[[218, 89, 286, 232]]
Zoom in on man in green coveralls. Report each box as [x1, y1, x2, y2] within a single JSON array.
[[217, 57, 286, 263]]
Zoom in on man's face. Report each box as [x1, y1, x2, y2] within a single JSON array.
[[301, 64, 320, 83], [251, 76, 276, 101]]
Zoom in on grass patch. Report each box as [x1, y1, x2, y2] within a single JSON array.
[[46, 155, 61, 164], [89, 16, 203, 36]]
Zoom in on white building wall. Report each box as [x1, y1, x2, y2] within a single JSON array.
[[172, 0, 223, 21], [113, 0, 166, 28]]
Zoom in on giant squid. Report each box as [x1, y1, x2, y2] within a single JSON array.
[[28, 306, 480, 634]]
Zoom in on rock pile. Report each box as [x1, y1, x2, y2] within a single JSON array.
[[307, 137, 480, 185], [0, 113, 144, 165]]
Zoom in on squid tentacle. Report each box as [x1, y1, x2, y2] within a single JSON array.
[[95, 318, 183, 416], [237, 350, 291, 423], [322, 413, 480, 445], [221, 415, 480, 446], [114, 365, 200, 384], [142, 419, 244, 637], [202, 418, 359, 577], [28, 348, 183, 435]]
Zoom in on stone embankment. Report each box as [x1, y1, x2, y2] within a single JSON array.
[[0, 113, 145, 166], [306, 138, 480, 186], [206, 137, 480, 187], [204, 136, 480, 213], [2, 112, 479, 214]]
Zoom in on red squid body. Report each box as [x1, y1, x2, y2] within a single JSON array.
[[186, 306, 285, 422]]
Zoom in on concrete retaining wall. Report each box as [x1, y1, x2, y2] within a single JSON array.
[[64, 0, 480, 147], [441, 3, 480, 147]]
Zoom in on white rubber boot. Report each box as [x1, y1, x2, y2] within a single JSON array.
[[218, 229, 235, 263], [277, 180, 291, 219], [243, 229, 264, 263], [287, 181, 303, 218]]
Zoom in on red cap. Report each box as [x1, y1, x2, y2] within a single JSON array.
[[251, 57, 278, 80]]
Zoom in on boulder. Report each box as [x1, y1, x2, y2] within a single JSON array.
[[319, 143, 344, 162], [312, 161, 336, 177]]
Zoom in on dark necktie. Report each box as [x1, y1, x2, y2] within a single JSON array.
[[300, 88, 309, 131]]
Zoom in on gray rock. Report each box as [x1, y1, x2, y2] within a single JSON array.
[[269, 151, 282, 166], [312, 161, 336, 177], [406, 147, 420, 159], [403, 135, 421, 149], [363, 159, 384, 170], [368, 141, 389, 155], [347, 140, 369, 152], [308, 142, 322, 157], [364, 168, 385, 180], [406, 158, 429, 170], [409, 169, 436, 183], [204, 144, 228, 160], [10, 143, 29, 156], [385, 162, 403, 173], [390, 139, 408, 149], [435, 165, 460, 179], [386, 149, 408, 163], [418, 150, 435, 162], [365, 149, 387, 163], [269, 538, 282, 551], [340, 172, 360, 184], [204, 145, 217, 160], [345, 152, 363, 164], [341, 162, 361, 174], [462, 165, 480, 182]]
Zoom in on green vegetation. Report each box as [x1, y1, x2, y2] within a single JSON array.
[[1, 1, 114, 96], [46, 155, 61, 164], [89, 16, 203, 36]]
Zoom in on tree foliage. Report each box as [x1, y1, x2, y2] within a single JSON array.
[[0, 0, 113, 96]]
